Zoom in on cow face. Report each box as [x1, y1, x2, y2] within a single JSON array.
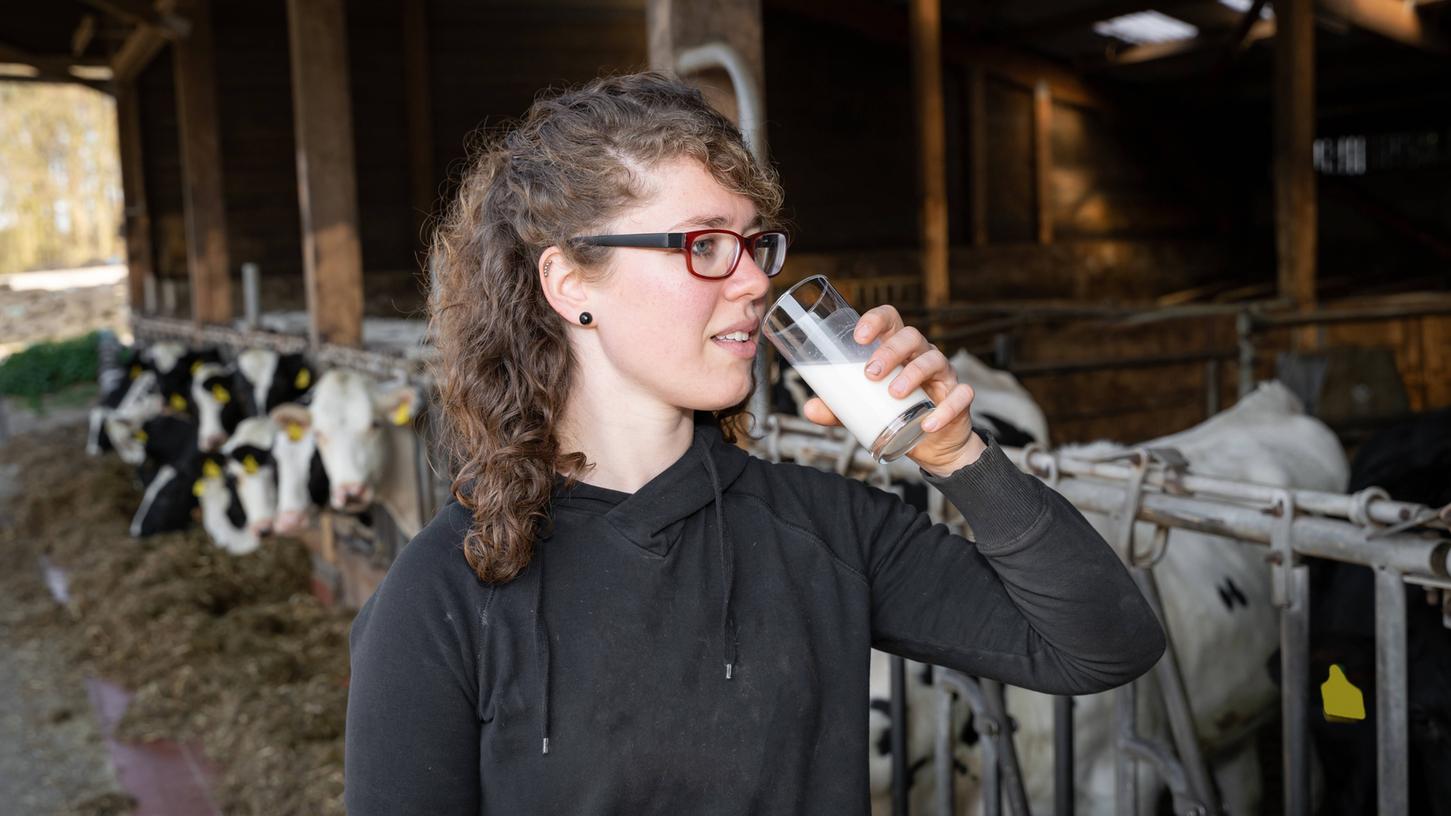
[[194, 453, 258, 556], [236, 349, 314, 416], [192, 363, 246, 452], [220, 417, 278, 536], [307, 369, 419, 513], [269, 402, 324, 534]]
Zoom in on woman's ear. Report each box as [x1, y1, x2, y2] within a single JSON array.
[[539, 246, 591, 326]]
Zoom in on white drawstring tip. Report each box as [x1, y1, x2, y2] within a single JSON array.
[[724, 662, 734, 680], [542, 737, 550, 755]]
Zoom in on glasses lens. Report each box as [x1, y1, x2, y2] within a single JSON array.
[[689, 232, 740, 278], [752, 232, 787, 277]]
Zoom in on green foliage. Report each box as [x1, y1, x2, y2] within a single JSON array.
[[0, 332, 103, 410]]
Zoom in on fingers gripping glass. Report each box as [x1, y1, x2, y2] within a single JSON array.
[[573, 229, 789, 280]]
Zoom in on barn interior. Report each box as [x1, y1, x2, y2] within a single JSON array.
[[3, 1, 1450, 814], [7, 0, 1451, 445]]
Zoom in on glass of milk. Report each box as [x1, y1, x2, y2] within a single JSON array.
[[762, 275, 934, 462]]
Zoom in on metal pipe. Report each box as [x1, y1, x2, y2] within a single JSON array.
[[1035, 477, 1449, 580], [142, 273, 157, 315], [980, 678, 1031, 816], [1135, 568, 1221, 814], [1054, 695, 1074, 816], [890, 654, 909, 816], [1009, 447, 1445, 534], [1237, 310, 1255, 400], [676, 42, 766, 164], [131, 314, 433, 384], [935, 683, 957, 816], [161, 278, 177, 316], [241, 261, 260, 329], [1115, 679, 1139, 816], [1375, 567, 1409, 815], [1203, 358, 1220, 418], [1281, 562, 1312, 816]]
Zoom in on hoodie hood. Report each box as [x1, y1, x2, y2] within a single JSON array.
[[536, 424, 751, 754]]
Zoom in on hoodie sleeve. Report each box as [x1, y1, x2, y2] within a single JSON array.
[[344, 524, 483, 815], [860, 432, 1166, 695]]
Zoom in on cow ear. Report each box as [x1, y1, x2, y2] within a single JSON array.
[[374, 385, 421, 427], [269, 403, 312, 440]]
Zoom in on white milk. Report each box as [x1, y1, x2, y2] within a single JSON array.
[[794, 361, 931, 449]]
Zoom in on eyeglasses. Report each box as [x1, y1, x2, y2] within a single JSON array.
[[571, 228, 789, 280]]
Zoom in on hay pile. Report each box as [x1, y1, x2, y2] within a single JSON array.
[[0, 423, 352, 815]]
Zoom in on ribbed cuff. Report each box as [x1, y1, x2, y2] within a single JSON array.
[[919, 431, 1047, 547]]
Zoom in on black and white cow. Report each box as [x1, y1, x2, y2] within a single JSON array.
[[233, 349, 314, 417], [868, 383, 1349, 815], [128, 413, 203, 538], [1308, 406, 1451, 816], [267, 402, 331, 536]]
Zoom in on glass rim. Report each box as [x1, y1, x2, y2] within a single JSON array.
[[764, 273, 834, 323]]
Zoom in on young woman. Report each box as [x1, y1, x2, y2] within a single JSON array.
[[344, 72, 1165, 814]]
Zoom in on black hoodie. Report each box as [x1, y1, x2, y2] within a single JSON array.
[[344, 425, 1165, 814]]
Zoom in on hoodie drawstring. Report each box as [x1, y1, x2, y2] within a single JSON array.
[[534, 431, 735, 758], [533, 542, 552, 755], [697, 434, 737, 681]]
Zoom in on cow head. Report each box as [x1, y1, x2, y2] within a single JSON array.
[[193, 452, 258, 555], [236, 349, 314, 416], [192, 362, 246, 452], [268, 402, 323, 535], [220, 416, 278, 536], [308, 369, 419, 514]]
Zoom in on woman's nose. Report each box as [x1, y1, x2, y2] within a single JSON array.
[[727, 252, 771, 300]]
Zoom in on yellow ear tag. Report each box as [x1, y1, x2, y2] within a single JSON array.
[[130, 364, 142, 379], [193, 480, 206, 497], [211, 384, 230, 404], [1321, 664, 1366, 722], [202, 459, 222, 479], [391, 401, 412, 426], [169, 393, 188, 412], [190, 359, 204, 375], [294, 368, 311, 390], [242, 454, 260, 475], [134, 429, 148, 443], [286, 422, 304, 442]]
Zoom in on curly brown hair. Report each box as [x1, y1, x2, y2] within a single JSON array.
[[428, 72, 785, 584]]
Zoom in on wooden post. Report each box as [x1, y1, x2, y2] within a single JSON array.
[[287, 0, 364, 348], [1274, 0, 1318, 348], [646, 0, 765, 134], [910, 0, 950, 326], [1033, 81, 1054, 246], [402, 0, 435, 249], [173, 0, 232, 325], [968, 67, 988, 247], [115, 81, 153, 316]]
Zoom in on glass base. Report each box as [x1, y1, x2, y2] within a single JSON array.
[[868, 400, 934, 463]]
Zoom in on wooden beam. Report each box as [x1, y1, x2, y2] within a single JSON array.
[[1033, 81, 1053, 245], [78, 0, 190, 38], [910, 0, 950, 314], [1319, 0, 1449, 54], [110, 23, 167, 82], [967, 66, 988, 247], [173, 0, 231, 326], [768, 0, 1113, 110], [0, 40, 110, 84], [402, 0, 435, 249], [287, 0, 364, 348], [1274, 0, 1318, 349], [72, 14, 98, 58], [116, 81, 155, 315]]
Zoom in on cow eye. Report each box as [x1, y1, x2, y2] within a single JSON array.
[[370, 419, 382, 430]]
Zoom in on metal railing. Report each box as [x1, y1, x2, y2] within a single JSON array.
[[749, 416, 1451, 816]]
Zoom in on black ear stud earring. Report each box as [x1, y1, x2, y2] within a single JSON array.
[[579, 312, 593, 326]]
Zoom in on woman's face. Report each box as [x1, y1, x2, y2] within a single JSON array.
[[584, 156, 772, 413]]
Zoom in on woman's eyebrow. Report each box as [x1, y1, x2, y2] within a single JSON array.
[[669, 214, 763, 232]]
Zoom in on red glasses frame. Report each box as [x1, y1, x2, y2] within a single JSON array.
[[572, 228, 790, 280]]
